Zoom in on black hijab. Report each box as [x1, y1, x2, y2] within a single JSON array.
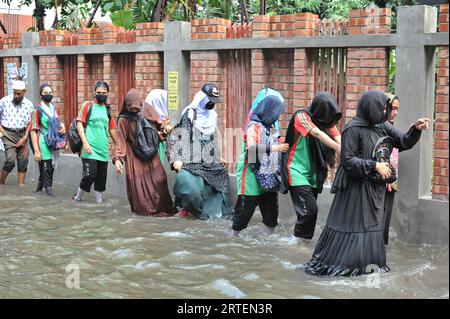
[[306, 92, 342, 129], [249, 95, 285, 129], [284, 92, 342, 193], [343, 90, 388, 133]]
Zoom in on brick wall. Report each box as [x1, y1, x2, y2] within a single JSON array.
[[103, 54, 119, 116], [38, 55, 65, 119], [251, 49, 295, 135], [250, 13, 317, 134], [76, 54, 104, 108], [191, 19, 231, 40], [433, 3, 449, 199], [134, 23, 164, 100], [190, 51, 227, 133], [345, 8, 391, 122], [190, 19, 230, 134], [1, 33, 22, 96], [2, 57, 21, 97], [252, 13, 317, 38], [135, 52, 164, 98], [136, 22, 163, 42], [39, 30, 67, 47], [0, 13, 34, 35]]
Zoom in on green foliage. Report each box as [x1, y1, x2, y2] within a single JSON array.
[[9, 0, 422, 30], [59, 1, 92, 31], [388, 49, 396, 93], [110, 10, 135, 29]]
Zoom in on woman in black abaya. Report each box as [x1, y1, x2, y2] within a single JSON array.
[[303, 90, 430, 276]]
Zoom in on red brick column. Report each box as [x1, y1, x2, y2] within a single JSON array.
[[135, 53, 164, 96], [345, 8, 391, 122], [39, 30, 67, 47], [3, 57, 21, 97], [136, 22, 164, 42], [191, 18, 230, 39], [3, 33, 21, 50], [39, 56, 65, 119], [253, 13, 316, 38], [77, 54, 104, 106], [190, 19, 230, 133], [249, 49, 294, 134], [252, 14, 317, 134], [103, 26, 122, 44], [433, 3, 449, 199], [135, 23, 164, 98], [103, 54, 119, 116], [77, 28, 103, 45], [76, 55, 90, 108], [293, 49, 315, 110], [190, 51, 227, 133], [2, 33, 22, 96]]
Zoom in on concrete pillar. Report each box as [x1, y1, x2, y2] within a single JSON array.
[[163, 21, 191, 123], [21, 32, 40, 103], [394, 5, 448, 244]]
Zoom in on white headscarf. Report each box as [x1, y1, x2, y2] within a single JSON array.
[[182, 91, 217, 135], [145, 89, 168, 121]]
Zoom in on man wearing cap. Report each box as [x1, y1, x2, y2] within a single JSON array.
[[0, 80, 35, 185], [166, 83, 233, 219]]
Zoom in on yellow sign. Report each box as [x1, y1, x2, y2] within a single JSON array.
[[168, 91, 179, 111], [168, 71, 178, 91], [168, 71, 179, 110]]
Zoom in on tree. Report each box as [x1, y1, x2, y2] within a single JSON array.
[[7, 0, 421, 31]]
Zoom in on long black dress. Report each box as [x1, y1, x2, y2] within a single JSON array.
[[303, 91, 422, 276]]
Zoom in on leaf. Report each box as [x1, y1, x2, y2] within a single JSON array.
[[110, 10, 134, 29], [103, 2, 114, 11]]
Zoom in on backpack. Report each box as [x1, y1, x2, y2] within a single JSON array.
[[119, 113, 159, 161], [37, 105, 66, 151], [248, 121, 281, 193], [68, 102, 111, 153]]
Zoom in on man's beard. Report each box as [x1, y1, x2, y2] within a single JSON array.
[[13, 97, 24, 104]]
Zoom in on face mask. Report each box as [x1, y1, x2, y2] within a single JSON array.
[[41, 94, 53, 103], [205, 101, 215, 110], [96, 94, 108, 104]]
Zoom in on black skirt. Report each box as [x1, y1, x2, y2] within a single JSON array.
[[303, 172, 390, 276]]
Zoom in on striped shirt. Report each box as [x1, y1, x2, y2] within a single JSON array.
[[287, 112, 340, 187]]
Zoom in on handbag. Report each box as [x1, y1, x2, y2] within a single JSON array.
[[368, 136, 397, 184], [250, 123, 281, 192]]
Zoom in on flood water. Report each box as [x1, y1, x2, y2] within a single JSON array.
[[0, 183, 448, 299]]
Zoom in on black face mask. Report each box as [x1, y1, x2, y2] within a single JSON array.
[[41, 94, 53, 103], [96, 94, 108, 104], [205, 101, 215, 110]]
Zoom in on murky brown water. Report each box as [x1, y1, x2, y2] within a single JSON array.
[[0, 183, 448, 299]]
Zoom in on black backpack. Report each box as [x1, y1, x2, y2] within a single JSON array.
[[68, 101, 111, 153], [119, 113, 159, 161]]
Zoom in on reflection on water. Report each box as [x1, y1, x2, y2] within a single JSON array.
[[0, 183, 448, 299]]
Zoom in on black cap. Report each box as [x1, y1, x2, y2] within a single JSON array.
[[201, 83, 223, 103]]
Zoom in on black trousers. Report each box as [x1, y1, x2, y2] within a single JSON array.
[[232, 192, 278, 231], [38, 160, 54, 188], [289, 185, 319, 239], [384, 190, 395, 245], [79, 159, 108, 193]]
